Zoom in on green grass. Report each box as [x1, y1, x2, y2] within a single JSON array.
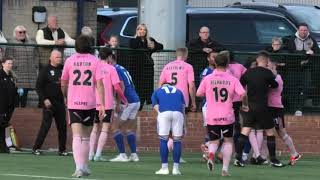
[[0, 152, 319, 180]]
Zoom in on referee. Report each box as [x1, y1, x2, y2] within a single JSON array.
[[234, 51, 284, 167], [0, 56, 17, 153], [32, 50, 68, 156]]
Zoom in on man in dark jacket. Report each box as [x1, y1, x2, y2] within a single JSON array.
[[187, 26, 225, 88], [284, 23, 320, 115], [32, 50, 68, 156], [0, 57, 17, 153]]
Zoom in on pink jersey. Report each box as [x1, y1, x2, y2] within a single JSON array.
[[96, 62, 120, 110], [61, 53, 103, 110], [268, 74, 284, 108], [197, 70, 245, 125], [227, 63, 247, 102], [159, 59, 194, 106]]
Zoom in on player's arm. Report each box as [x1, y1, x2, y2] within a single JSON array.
[[114, 83, 128, 105], [196, 79, 206, 97], [61, 80, 68, 105], [96, 79, 105, 118], [189, 81, 196, 111], [188, 66, 196, 111], [151, 91, 160, 114], [158, 69, 166, 88], [268, 71, 279, 89]]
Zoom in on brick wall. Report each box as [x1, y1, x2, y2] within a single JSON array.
[[2, 0, 97, 40], [10, 108, 320, 155]]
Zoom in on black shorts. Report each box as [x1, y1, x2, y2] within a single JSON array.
[[207, 124, 234, 141], [241, 108, 274, 130], [94, 110, 113, 123], [269, 107, 285, 130], [69, 109, 96, 126]]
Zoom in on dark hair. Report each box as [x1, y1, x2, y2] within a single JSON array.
[[75, 35, 93, 54], [99, 47, 116, 61], [298, 23, 309, 29], [1, 55, 14, 64], [214, 54, 228, 68], [256, 50, 270, 60], [207, 50, 217, 58]]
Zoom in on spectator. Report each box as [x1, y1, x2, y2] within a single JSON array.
[[0, 31, 7, 60], [0, 56, 17, 153], [266, 37, 286, 53], [187, 26, 225, 88], [36, 15, 75, 69], [6, 25, 39, 107], [284, 23, 320, 115], [129, 23, 163, 110]]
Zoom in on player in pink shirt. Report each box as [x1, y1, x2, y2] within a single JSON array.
[[61, 35, 105, 178], [197, 53, 245, 177], [89, 48, 127, 162], [223, 51, 247, 144], [159, 48, 196, 111], [159, 48, 196, 163], [267, 59, 301, 165]]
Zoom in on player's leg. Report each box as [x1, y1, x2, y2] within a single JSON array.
[[89, 114, 100, 161], [201, 103, 209, 161], [94, 110, 112, 161], [221, 124, 234, 177], [155, 111, 171, 175], [234, 110, 253, 167], [274, 110, 301, 165], [206, 125, 222, 172], [264, 127, 284, 167], [109, 106, 128, 162], [125, 102, 140, 162], [69, 109, 95, 177], [32, 108, 54, 155], [171, 111, 184, 175]]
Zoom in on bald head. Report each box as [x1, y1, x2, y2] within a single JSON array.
[[50, 50, 62, 66], [199, 26, 210, 42], [256, 51, 270, 68], [48, 16, 58, 31]]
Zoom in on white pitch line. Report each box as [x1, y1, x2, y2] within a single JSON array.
[[0, 173, 99, 180]]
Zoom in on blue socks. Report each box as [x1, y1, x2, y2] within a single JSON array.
[[173, 139, 182, 164], [113, 130, 125, 153], [127, 132, 137, 153], [160, 138, 169, 163]]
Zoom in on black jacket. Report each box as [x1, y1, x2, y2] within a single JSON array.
[[36, 64, 64, 105], [0, 69, 17, 113], [187, 37, 225, 53], [129, 37, 163, 52]]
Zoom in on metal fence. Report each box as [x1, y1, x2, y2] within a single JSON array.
[[1, 43, 320, 114]]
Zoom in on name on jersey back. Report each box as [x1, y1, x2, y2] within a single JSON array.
[[74, 62, 91, 66], [211, 80, 230, 86]]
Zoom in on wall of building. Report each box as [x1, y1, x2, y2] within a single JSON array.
[[11, 108, 320, 155], [2, 0, 97, 41]]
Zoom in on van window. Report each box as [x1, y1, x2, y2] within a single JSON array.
[[255, 20, 295, 44], [188, 15, 257, 45], [121, 16, 137, 37]]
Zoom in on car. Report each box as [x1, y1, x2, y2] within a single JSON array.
[[228, 2, 320, 47], [97, 7, 296, 52]]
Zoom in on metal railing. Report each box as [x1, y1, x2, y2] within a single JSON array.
[[1, 43, 320, 114]]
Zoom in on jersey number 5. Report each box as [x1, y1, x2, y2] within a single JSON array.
[[73, 69, 92, 86], [213, 87, 228, 102], [171, 72, 177, 85]]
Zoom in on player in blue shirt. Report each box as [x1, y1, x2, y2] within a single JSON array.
[[152, 84, 185, 175], [100, 48, 141, 162]]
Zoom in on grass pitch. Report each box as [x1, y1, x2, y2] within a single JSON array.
[[0, 152, 318, 180]]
